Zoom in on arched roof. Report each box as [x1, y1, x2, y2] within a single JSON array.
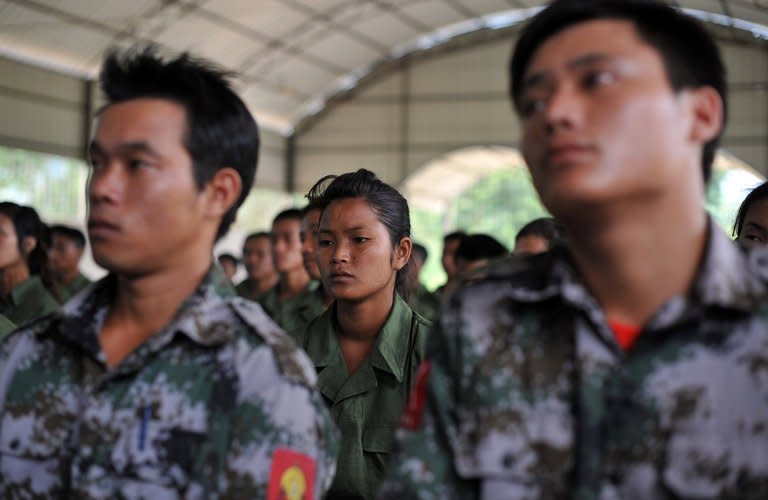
[[2, 0, 768, 135]]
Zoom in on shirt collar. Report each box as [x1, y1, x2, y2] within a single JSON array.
[[50, 264, 238, 362], [307, 293, 414, 383], [9, 275, 45, 306], [509, 218, 767, 315]]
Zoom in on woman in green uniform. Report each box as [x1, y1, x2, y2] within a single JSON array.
[[294, 169, 430, 499], [0, 202, 58, 326]]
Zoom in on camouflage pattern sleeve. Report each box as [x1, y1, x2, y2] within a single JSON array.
[[224, 300, 340, 500], [378, 291, 478, 500]]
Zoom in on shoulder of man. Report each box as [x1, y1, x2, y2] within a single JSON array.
[[226, 296, 318, 388]]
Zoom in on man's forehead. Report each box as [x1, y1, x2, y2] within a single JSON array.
[[524, 18, 641, 76], [93, 98, 187, 143]]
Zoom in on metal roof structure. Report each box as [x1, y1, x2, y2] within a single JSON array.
[[3, 0, 768, 135]]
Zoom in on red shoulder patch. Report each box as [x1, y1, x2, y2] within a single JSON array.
[[400, 360, 432, 430], [267, 448, 316, 500]]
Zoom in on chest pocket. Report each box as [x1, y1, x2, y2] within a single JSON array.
[[453, 404, 574, 500], [104, 405, 209, 498]]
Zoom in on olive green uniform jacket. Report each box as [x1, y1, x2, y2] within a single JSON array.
[[1, 275, 58, 326], [295, 294, 430, 500], [260, 280, 327, 337], [56, 272, 91, 303]]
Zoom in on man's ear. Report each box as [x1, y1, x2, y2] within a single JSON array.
[[204, 167, 242, 218], [21, 236, 37, 256], [688, 86, 724, 144], [393, 236, 413, 271]]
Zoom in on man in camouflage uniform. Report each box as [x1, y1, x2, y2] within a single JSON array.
[[380, 1, 768, 498], [0, 46, 338, 498]]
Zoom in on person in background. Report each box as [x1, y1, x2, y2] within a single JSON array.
[[280, 202, 334, 339], [410, 242, 439, 320], [0, 46, 338, 498], [513, 216, 566, 255], [296, 169, 430, 500], [437, 230, 466, 290], [235, 231, 278, 301], [733, 181, 768, 245], [0, 202, 58, 325], [259, 208, 313, 327], [381, 0, 768, 497], [49, 224, 92, 301], [453, 233, 508, 274], [216, 252, 238, 281]]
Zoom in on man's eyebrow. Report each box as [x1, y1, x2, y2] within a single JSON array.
[[88, 140, 161, 157], [521, 52, 615, 92], [744, 221, 768, 233]]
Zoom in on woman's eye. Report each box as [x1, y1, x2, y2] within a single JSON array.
[[318, 239, 333, 248], [519, 96, 546, 118], [353, 237, 369, 244]]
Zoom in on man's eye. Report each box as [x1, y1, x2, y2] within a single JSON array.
[[353, 237, 369, 244], [128, 159, 150, 170], [318, 239, 334, 248], [520, 97, 546, 117], [583, 70, 615, 89]]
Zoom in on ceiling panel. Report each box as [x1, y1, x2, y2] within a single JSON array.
[[205, 0, 312, 38], [348, 10, 421, 47], [32, 0, 159, 24], [267, 57, 339, 96], [303, 31, 382, 71], [153, 11, 265, 65], [400, 1, 468, 29]]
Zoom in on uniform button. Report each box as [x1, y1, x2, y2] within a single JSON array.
[[502, 453, 515, 468], [9, 439, 19, 450]]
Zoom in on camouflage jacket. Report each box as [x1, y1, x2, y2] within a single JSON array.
[[0, 266, 339, 499], [379, 225, 768, 499]]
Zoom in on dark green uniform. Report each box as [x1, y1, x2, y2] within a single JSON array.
[[1, 275, 58, 326], [411, 283, 440, 321], [0, 314, 16, 340], [56, 272, 92, 302], [295, 294, 430, 499], [235, 277, 268, 302], [260, 280, 326, 337]]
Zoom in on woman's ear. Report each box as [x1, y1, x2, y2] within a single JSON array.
[[393, 237, 412, 271], [21, 236, 37, 256]]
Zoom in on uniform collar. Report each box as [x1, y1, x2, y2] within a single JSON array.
[[9, 275, 45, 306], [306, 294, 414, 402], [51, 264, 238, 365]]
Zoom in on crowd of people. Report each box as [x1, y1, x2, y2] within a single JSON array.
[[1, 0, 768, 498]]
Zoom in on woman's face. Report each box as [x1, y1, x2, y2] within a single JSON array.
[[738, 197, 768, 246], [0, 214, 23, 271], [317, 197, 409, 304]]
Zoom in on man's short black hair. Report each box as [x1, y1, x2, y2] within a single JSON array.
[[272, 208, 304, 226], [217, 253, 238, 266], [50, 224, 86, 249], [243, 231, 271, 246], [733, 181, 768, 238], [455, 234, 508, 262], [444, 231, 467, 244], [412, 242, 428, 263], [516, 217, 566, 246], [99, 45, 260, 240], [509, 0, 727, 183]]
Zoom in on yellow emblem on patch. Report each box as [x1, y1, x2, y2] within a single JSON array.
[[280, 465, 307, 500]]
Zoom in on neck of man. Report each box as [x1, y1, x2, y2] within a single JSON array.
[[563, 189, 708, 327], [0, 262, 30, 296], [99, 244, 213, 368], [249, 272, 278, 296], [59, 267, 80, 286], [277, 266, 310, 301]]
